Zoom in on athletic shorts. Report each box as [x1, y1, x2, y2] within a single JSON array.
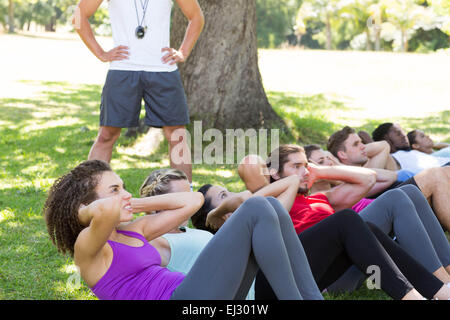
[[99, 69, 190, 128]]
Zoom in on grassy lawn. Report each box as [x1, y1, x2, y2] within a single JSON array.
[[1, 33, 449, 300]]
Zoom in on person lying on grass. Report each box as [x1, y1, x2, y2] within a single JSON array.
[[43, 159, 325, 300], [138, 167, 327, 300], [327, 126, 450, 230], [234, 146, 450, 295], [177, 161, 450, 299], [407, 129, 450, 159], [370, 123, 450, 175], [140, 165, 450, 298]]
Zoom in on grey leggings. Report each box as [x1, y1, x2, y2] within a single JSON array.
[[170, 196, 323, 300], [327, 184, 450, 293]]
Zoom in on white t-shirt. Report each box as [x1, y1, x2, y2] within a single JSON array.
[[392, 150, 449, 175], [108, 0, 177, 72]]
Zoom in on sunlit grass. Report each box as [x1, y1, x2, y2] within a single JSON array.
[[1, 35, 449, 300], [1, 79, 447, 300]]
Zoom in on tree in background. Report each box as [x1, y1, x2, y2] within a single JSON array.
[[171, 0, 287, 131], [381, 0, 432, 51], [1, 0, 448, 53], [256, 0, 303, 47], [0, 0, 109, 33], [295, 0, 343, 50], [8, 0, 14, 33]]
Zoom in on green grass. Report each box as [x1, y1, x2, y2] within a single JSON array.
[[0, 78, 447, 300]]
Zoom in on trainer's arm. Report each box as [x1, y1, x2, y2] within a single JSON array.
[[74, 0, 129, 62], [162, 0, 204, 65]]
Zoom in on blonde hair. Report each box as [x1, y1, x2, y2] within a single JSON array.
[[139, 168, 188, 198]]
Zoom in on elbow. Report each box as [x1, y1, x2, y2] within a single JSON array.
[[189, 11, 205, 31], [197, 11, 205, 30], [193, 191, 205, 210]]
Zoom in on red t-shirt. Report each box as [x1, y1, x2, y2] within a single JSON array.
[[289, 193, 335, 234]]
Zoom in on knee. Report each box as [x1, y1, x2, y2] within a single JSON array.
[[333, 209, 364, 225], [265, 196, 291, 218], [241, 196, 270, 211], [163, 126, 187, 145], [97, 127, 121, 144], [239, 196, 278, 222], [398, 184, 422, 198], [380, 189, 414, 214]]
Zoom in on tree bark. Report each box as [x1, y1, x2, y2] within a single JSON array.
[[170, 0, 286, 131], [325, 14, 332, 50]]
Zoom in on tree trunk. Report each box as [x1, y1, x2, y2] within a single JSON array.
[[401, 29, 407, 52], [365, 29, 372, 51], [45, 16, 56, 32], [170, 0, 286, 131], [325, 14, 332, 50], [8, 0, 14, 33], [375, 28, 381, 51]]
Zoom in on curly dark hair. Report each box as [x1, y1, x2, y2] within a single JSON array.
[[191, 184, 217, 234], [372, 123, 393, 142], [43, 160, 112, 257]]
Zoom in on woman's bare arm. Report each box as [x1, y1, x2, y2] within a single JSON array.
[[128, 192, 204, 241]]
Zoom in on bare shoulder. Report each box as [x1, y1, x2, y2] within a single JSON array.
[[74, 230, 112, 288]]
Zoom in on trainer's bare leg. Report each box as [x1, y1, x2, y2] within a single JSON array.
[[163, 125, 192, 182], [88, 126, 122, 162], [413, 166, 450, 232]]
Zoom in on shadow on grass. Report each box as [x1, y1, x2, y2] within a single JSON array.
[[0, 81, 163, 182], [2, 81, 446, 299], [267, 91, 354, 146], [0, 185, 95, 299]]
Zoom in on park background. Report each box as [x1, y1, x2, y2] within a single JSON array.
[[0, 0, 449, 299]]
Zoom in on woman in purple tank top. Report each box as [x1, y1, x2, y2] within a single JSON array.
[[43, 160, 327, 300]]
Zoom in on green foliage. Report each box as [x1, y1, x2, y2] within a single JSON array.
[[2, 78, 448, 299], [0, 0, 109, 34], [256, 0, 303, 48], [256, 0, 449, 51]]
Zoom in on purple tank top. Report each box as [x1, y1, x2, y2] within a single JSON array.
[[91, 229, 185, 300]]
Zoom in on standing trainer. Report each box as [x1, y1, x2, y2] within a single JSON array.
[[74, 0, 204, 182]]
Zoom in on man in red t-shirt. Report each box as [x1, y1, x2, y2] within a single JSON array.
[[238, 145, 377, 234]]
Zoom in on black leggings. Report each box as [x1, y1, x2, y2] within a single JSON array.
[[255, 209, 444, 300]]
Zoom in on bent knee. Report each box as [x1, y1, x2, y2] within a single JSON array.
[[239, 196, 278, 221], [97, 127, 121, 143], [398, 183, 422, 196], [380, 189, 413, 212], [333, 209, 363, 224]]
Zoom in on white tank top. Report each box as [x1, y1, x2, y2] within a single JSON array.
[[108, 0, 177, 72]]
